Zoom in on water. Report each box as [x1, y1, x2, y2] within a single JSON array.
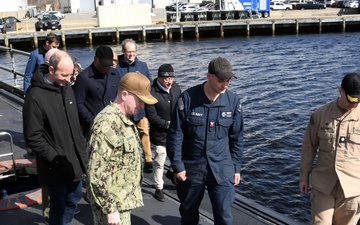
[[1, 32, 360, 224]]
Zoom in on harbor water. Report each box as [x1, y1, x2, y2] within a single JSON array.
[[1, 32, 360, 224]]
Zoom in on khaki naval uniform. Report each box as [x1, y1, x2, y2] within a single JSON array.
[[87, 103, 143, 225], [300, 99, 360, 225]]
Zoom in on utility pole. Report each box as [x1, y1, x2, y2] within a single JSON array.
[[176, 0, 179, 22]]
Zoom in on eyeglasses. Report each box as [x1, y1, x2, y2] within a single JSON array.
[[162, 77, 174, 82]]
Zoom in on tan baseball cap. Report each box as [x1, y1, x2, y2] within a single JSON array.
[[119, 72, 158, 105]]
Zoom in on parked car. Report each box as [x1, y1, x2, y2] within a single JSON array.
[[284, 0, 302, 7], [180, 4, 200, 12], [0, 18, 5, 34], [35, 14, 61, 31], [325, 0, 336, 6], [200, 3, 216, 10], [332, 0, 345, 6], [1, 16, 21, 33], [168, 2, 187, 11], [343, 0, 358, 7], [47, 11, 65, 19], [165, 3, 174, 11], [270, 1, 293, 10], [294, 1, 326, 9], [199, 1, 214, 7]]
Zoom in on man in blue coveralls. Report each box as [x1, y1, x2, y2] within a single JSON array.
[[166, 57, 243, 225]]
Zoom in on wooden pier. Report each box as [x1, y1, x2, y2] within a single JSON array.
[[1, 13, 360, 47]]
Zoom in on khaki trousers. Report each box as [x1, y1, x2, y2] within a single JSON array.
[[310, 181, 360, 225], [136, 117, 152, 162], [153, 145, 166, 189]]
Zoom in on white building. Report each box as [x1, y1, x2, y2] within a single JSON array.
[[0, 0, 26, 12]]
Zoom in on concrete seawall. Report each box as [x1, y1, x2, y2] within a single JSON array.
[[10, 8, 360, 33]]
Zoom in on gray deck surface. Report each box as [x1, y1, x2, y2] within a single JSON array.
[[0, 89, 298, 225]]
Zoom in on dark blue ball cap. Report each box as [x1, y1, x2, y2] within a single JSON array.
[[341, 73, 360, 103], [208, 57, 236, 80], [95, 46, 113, 67]]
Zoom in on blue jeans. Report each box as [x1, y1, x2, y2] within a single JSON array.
[[47, 180, 82, 225]]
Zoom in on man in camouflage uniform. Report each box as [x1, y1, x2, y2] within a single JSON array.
[[87, 72, 158, 225]]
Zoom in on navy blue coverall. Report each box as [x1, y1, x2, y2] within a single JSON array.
[[167, 83, 243, 225]]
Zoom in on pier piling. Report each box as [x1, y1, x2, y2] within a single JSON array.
[[1, 16, 360, 46], [33, 32, 38, 48], [195, 24, 199, 39], [116, 28, 120, 44], [180, 25, 183, 40], [61, 31, 66, 47], [220, 23, 224, 37], [142, 26, 146, 41], [88, 29, 92, 45], [296, 19, 299, 34], [272, 21, 275, 36]]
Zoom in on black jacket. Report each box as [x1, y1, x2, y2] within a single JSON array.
[[72, 63, 120, 139], [23, 67, 88, 185], [145, 79, 182, 146]]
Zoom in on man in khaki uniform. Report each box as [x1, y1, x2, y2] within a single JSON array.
[[300, 73, 360, 225], [87, 72, 158, 225]]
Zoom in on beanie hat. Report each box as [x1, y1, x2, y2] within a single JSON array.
[[158, 64, 175, 77]]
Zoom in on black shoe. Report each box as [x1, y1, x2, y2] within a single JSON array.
[[154, 189, 165, 202], [74, 207, 80, 215], [143, 161, 153, 173], [166, 170, 177, 186]]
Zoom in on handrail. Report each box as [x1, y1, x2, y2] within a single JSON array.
[[0, 131, 17, 181], [0, 44, 28, 98]]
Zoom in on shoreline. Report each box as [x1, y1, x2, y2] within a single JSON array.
[[8, 8, 360, 32], [0, 8, 359, 47]]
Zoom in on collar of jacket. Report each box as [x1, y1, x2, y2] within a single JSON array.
[[118, 54, 138, 67], [87, 63, 117, 78], [38, 44, 47, 56]]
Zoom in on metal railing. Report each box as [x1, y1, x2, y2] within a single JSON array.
[[0, 44, 28, 98], [0, 131, 17, 181]]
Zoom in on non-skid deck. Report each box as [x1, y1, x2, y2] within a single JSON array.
[[0, 88, 299, 225]]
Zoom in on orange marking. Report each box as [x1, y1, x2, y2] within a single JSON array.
[[0, 188, 41, 211], [0, 159, 36, 171]]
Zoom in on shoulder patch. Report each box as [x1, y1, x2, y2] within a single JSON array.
[[310, 114, 315, 126], [237, 103, 242, 113], [178, 98, 184, 111]]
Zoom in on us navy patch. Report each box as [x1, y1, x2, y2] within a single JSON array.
[[191, 112, 203, 117], [221, 112, 232, 118], [354, 127, 360, 134], [237, 103, 242, 113]]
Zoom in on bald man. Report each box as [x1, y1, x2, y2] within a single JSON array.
[[23, 51, 88, 225]]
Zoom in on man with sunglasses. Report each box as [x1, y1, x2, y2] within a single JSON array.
[[300, 73, 360, 225], [72, 46, 120, 140]]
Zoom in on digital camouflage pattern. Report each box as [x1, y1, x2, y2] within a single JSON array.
[[87, 103, 143, 223]]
